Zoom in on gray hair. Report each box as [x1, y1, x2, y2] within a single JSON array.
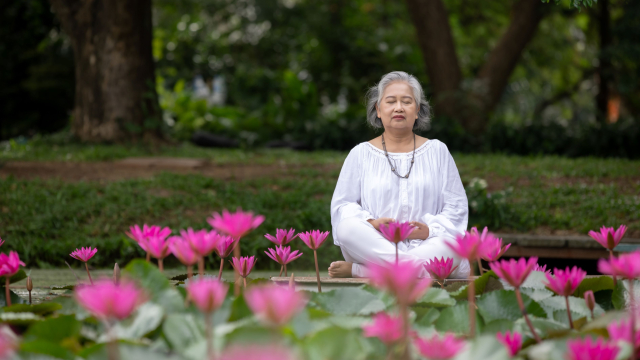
[[365, 71, 431, 131]]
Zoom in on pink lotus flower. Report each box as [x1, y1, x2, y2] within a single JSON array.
[[126, 224, 171, 243], [607, 319, 640, 351], [566, 337, 619, 360], [362, 312, 405, 345], [480, 237, 511, 261], [230, 256, 257, 278], [185, 278, 229, 313], [413, 333, 466, 360], [379, 221, 414, 244], [589, 225, 627, 251], [218, 345, 296, 360], [534, 263, 551, 274], [180, 228, 219, 257], [75, 279, 146, 320], [424, 257, 458, 282], [496, 331, 522, 357], [544, 266, 586, 297], [489, 257, 539, 288], [298, 230, 330, 250], [368, 261, 431, 305], [265, 246, 303, 266], [446, 229, 482, 260], [598, 251, 640, 279], [264, 228, 298, 246], [207, 209, 264, 239], [0, 326, 17, 359], [70, 247, 98, 262], [169, 238, 199, 266], [0, 251, 25, 277], [140, 234, 174, 260], [244, 285, 307, 326], [215, 235, 238, 258], [584, 290, 596, 317]]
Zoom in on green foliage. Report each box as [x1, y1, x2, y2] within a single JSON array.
[[309, 288, 387, 316], [476, 290, 547, 323]]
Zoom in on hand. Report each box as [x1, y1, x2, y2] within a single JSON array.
[[367, 217, 395, 231], [407, 221, 429, 240]]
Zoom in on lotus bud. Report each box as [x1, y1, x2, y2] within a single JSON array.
[[584, 290, 595, 318], [26, 276, 33, 305], [113, 263, 120, 285]]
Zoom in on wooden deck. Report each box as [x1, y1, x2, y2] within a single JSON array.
[[498, 233, 640, 259]]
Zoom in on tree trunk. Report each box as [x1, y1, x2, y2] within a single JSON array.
[[404, 0, 546, 134], [596, 0, 612, 123], [49, 0, 162, 142], [404, 0, 462, 121]]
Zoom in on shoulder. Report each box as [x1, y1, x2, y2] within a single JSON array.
[[423, 139, 448, 155], [343, 142, 369, 162]]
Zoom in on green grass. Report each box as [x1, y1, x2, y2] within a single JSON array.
[[1, 139, 639, 269]]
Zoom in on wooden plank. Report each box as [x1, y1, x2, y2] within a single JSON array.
[[504, 245, 609, 259]]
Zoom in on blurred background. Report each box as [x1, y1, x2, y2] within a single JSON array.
[[1, 0, 639, 273], [2, 0, 639, 156]]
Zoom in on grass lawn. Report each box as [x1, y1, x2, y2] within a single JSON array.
[[1, 138, 639, 270]]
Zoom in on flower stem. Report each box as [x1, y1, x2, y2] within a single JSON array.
[[5, 277, 11, 307], [234, 242, 241, 296], [279, 265, 283, 277], [106, 322, 120, 360], [314, 249, 322, 293], [467, 269, 476, 338], [85, 262, 94, 285], [565, 296, 574, 329], [158, 258, 164, 272], [400, 304, 410, 360], [217, 259, 224, 280], [198, 257, 205, 277], [205, 313, 214, 358], [187, 265, 193, 280], [477, 257, 484, 275], [609, 249, 617, 286], [629, 279, 637, 360], [515, 288, 541, 343], [284, 264, 288, 277], [395, 244, 399, 265], [243, 277, 247, 288], [146, 252, 150, 263]]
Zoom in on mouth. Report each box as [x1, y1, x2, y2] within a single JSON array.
[[392, 116, 405, 120]]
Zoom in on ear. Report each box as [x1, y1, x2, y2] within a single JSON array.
[[375, 104, 381, 118]]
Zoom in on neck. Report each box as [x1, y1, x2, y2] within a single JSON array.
[[383, 129, 414, 147]]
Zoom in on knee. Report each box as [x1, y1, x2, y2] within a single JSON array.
[[336, 217, 368, 246]]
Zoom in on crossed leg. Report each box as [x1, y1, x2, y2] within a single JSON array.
[[328, 217, 470, 278]]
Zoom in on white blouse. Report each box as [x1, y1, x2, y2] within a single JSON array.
[[330, 139, 468, 246]]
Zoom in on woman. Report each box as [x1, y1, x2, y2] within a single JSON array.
[[328, 71, 470, 279]]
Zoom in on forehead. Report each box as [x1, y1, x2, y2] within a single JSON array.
[[382, 81, 414, 98]]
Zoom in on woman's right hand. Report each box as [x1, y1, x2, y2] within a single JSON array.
[[367, 217, 395, 231]]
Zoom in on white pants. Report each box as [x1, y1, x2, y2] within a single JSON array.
[[336, 217, 471, 278]]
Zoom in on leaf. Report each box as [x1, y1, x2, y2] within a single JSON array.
[[24, 315, 80, 342], [594, 289, 613, 311], [520, 287, 555, 302], [513, 316, 567, 340], [124, 260, 184, 312], [502, 271, 549, 290], [170, 274, 189, 281], [0, 288, 26, 307], [573, 276, 614, 298], [4, 303, 62, 316], [303, 326, 373, 360], [581, 310, 627, 332], [434, 301, 483, 335], [162, 313, 204, 354], [51, 285, 75, 291], [481, 319, 514, 334], [20, 339, 76, 360], [452, 334, 510, 360], [612, 281, 626, 310], [417, 288, 456, 307], [0, 311, 42, 326], [228, 295, 253, 322], [539, 296, 604, 322], [476, 290, 546, 323], [102, 302, 164, 341], [8, 269, 27, 284], [310, 288, 386, 316], [449, 271, 498, 300], [79, 341, 182, 360], [414, 307, 440, 327]]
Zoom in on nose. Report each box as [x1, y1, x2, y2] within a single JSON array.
[[394, 100, 404, 112]]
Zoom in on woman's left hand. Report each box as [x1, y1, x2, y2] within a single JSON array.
[[407, 221, 429, 240]]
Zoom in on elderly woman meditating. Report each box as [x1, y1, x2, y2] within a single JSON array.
[[327, 71, 470, 279]]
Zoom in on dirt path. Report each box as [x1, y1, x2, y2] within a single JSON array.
[[0, 158, 339, 182]]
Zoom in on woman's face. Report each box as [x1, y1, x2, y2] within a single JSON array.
[[376, 81, 419, 131]]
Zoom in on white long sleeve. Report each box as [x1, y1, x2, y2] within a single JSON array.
[[330, 140, 468, 246]]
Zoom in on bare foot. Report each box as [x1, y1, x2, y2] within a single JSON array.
[[328, 261, 353, 278]]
